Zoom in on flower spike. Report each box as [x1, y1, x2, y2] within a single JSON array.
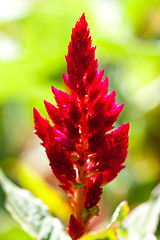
[[33, 13, 129, 239]]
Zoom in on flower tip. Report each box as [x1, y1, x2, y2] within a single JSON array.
[[121, 165, 126, 170], [117, 122, 130, 135], [51, 86, 56, 93], [122, 122, 130, 133], [44, 100, 53, 109], [75, 13, 88, 34], [80, 13, 86, 22], [44, 100, 49, 109], [62, 72, 67, 79], [51, 85, 59, 95], [44, 100, 55, 115], [62, 72, 69, 86], [33, 107, 37, 115], [126, 122, 130, 130], [33, 107, 40, 120], [119, 103, 124, 111], [112, 89, 116, 97], [125, 123, 130, 136], [43, 99, 48, 106]]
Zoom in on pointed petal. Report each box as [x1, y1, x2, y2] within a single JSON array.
[[67, 215, 84, 240], [65, 13, 97, 96], [33, 108, 49, 143], [94, 123, 130, 180], [44, 100, 64, 130], [85, 174, 103, 209], [51, 86, 71, 108], [45, 140, 76, 182]]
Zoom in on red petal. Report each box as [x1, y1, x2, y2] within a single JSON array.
[[94, 123, 130, 180], [44, 100, 64, 130], [102, 165, 126, 184], [33, 108, 49, 143], [67, 215, 84, 240], [88, 75, 108, 104], [51, 86, 71, 108], [69, 101, 81, 123], [65, 13, 96, 96], [45, 140, 76, 182], [88, 129, 106, 152], [85, 174, 103, 209], [64, 118, 80, 141]]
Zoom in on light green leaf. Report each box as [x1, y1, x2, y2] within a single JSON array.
[[80, 228, 119, 240], [17, 163, 72, 222], [109, 201, 129, 228], [122, 185, 160, 240], [0, 169, 71, 240], [0, 226, 34, 240]]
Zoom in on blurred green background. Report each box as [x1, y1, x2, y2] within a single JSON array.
[[0, 0, 160, 239]]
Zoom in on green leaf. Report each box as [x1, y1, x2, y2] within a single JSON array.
[[80, 229, 119, 240], [122, 185, 160, 240], [0, 227, 34, 240], [17, 163, 72, 222], [109, 201, 129, 229], [0, 169, 71, 240], [0, 208, 34, 240], [82, 206, 99, 223]]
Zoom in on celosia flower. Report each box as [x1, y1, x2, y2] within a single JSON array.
[[33, 13, 129, 240]]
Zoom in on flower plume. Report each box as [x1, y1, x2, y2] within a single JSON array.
[[33, 13, 129, 240]]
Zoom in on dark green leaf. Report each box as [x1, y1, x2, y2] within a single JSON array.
[[82, 206, 99, 223]]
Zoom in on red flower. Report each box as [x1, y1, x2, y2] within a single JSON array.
[[33, 13, 129, 239]]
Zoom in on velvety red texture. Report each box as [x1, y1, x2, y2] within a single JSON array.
[[33, 13, 129, 239]]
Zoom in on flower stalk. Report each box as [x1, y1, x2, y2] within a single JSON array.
[[33, 13, 129, 240]]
